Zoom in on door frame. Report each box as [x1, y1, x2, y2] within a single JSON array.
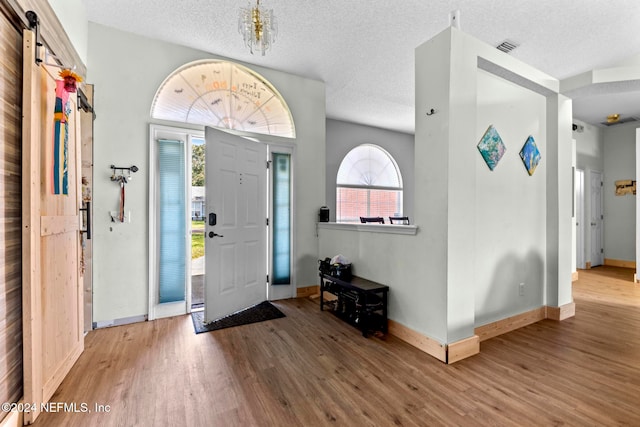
[[267, 141, 297, 300], [148, 124, 202, 320], [575, 168, 585, 269], [148, 125, 297, 320]]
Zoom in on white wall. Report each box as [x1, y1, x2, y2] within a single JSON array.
[[603, 121, 638, 262], [47, 0, 88, 64], [636, 128, 640, 279], [474, 69, 547, 326], [320, 27, 573, 347], [87, 23, 325, 323], [325, 119, 415, 221]]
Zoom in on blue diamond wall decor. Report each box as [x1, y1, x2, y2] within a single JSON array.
[[477, 125, 506, 171], [519, 136, 541, 176]]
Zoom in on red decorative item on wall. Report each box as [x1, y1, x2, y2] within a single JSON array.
[[59, 68, 82, 92]]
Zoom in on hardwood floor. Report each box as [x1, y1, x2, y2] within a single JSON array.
[[34, 267, 640, 426]]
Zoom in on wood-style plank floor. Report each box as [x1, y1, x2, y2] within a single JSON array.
[[35, 267, 640, 426]]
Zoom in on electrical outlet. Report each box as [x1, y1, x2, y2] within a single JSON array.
[[519, 283, 525, 296]]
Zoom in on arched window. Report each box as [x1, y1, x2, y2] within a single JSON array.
[[151, 59, 295, 138], [336, 144, 403, 223]]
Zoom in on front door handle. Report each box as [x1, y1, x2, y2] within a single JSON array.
[[208, 231, 224, 238]]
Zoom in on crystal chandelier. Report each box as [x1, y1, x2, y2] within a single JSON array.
[[238, 0, 278, 56]]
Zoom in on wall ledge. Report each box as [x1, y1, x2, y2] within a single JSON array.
[[318, 222, 418, 235]]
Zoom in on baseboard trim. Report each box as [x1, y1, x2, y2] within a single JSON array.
[[388, 319, 447, 363], [296, 285, 319, 298], [546, 302, 576, 321], [0, 399, 24, 427], [604, 258, 636, 269], [475, 307, 546, 342], [93, 314, 148, 329], [447, 335, 480, 364], [475, 303, 576, 343], [572, 271, 579, 282]]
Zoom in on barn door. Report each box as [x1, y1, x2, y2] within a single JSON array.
[[0, 7, 23, 424], [22, 29, 84, 424]]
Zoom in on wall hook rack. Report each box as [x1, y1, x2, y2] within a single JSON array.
[[426, 108, 437, 116], [110, 165, 138, 223], [110, 165, 139, 182]]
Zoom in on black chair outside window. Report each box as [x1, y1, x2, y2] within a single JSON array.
[[389, 216, 410, 225], [360, 216, 385, 224]]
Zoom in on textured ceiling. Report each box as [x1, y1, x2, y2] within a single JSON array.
[[83, 0, 640, 133]]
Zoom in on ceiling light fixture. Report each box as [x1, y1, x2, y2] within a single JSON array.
[[238, 0, 277, 56], [607, 113, 620, 123]]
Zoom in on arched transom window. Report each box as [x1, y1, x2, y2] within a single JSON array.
[[151, 59, 295, 138], [336, 144, 403, 223]]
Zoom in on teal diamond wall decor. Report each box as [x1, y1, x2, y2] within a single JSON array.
[[477, 125, 506, 171], [519, 136, 541, 176]]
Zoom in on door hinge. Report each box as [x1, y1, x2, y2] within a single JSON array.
[[601, 214, 603, 220], [601, 181, 603, 186], [601, 248, 604, 254], [266, 218, 269, 226], [266, 160, 271, 169], [266, 274, 269, 283]]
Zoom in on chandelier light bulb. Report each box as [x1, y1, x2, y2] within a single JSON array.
[[239, 0, 277, 56]]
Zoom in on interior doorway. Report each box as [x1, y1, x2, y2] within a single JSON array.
[[590, 170, 604, 267]]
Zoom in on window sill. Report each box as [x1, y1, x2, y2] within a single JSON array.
[[317, 222, 418, 235]]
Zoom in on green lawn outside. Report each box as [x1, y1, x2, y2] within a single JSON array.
[[192, 232, 204, 259], [192, 220, 205, 228]]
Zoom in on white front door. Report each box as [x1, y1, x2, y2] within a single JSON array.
[[204, 127, 267, 322], [590, 170, 604, 267]]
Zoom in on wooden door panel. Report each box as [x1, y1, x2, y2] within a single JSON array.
[[22, 29, 84, 424]]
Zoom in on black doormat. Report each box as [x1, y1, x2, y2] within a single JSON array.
[[191, 301, 285, 334]]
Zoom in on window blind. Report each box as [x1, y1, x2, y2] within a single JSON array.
[[272, 153, 291, 284], [158, 139, 186, 303]]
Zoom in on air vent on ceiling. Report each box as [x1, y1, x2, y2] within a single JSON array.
[[496, 40, 519, 54], [600, 116, 640, 126]]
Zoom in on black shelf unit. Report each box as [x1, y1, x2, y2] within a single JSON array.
[[319, 273, 389, 337]]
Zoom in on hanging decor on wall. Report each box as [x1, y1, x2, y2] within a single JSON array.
[[477, 125, 506, 171], [109, 165, 139, 222], [51, 70, 83, 195], [52, 79, 70, 194], [59, 68, 82, 93], [519, 135, 541, 176], [615, 180, 636, 196]]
